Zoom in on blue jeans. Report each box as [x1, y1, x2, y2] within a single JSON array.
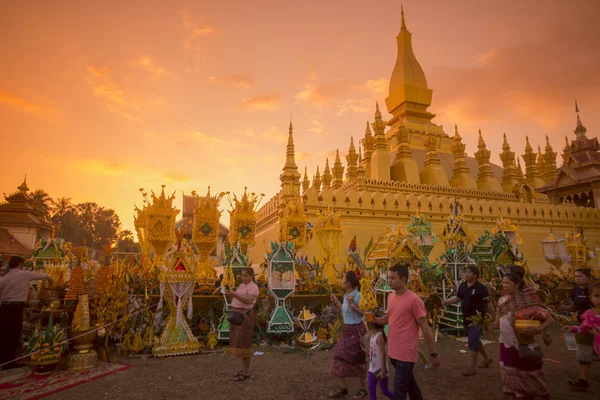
[[391, 359, 422, 400]]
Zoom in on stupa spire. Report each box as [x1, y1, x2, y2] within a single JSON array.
[[370, 103, 391, 181], [331, 149, 345, 190], [280, 120, 301, 199], [474, 129, 502, 192], [322, 158, 332, 189], [302, 167, 310, 194], [400, 5, 408, 33], [420, 128, 448, 186], [499, 133, 519, 193], [449, 125, 475, 189], [357, 144, 366, 191], [521, 136, 545, 189], [541, 135, 558, 183], [516, 156, 525, 182], [312, 166, 322, 192], [345, 136, 359, 181], [361, 121, 374, 177]]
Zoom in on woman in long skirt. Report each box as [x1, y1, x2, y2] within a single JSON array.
[[497, 272, 553, 399], [226, 267, 259, 381], [329, 271, 368, 399]]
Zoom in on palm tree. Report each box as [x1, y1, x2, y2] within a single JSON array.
[[31, 189, 52, 218], [52, 197, 73, 217]]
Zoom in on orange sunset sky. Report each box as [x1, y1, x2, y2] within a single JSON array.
[[1, 0, 599, 233]]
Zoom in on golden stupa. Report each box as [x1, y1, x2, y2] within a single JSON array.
[[252, 7, 600, 272]]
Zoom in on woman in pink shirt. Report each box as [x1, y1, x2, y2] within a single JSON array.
[[225, 267, 259, 381]]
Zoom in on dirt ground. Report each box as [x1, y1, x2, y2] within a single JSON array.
[[46, 326, 599, 400]]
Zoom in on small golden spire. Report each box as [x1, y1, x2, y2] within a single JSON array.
[[400, 5, 408, 33], [454, 124, 460, 138], [17, 175, 29, 193]]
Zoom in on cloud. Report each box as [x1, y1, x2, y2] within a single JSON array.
[[188, 131, 242, 147], [87, 66, 110, 78], [131, 55, 168, 77], [430, 15, 600, 131], [181, 12, 220, 50], [259, 126, 287, 144], [476, 49, 496, 66], [86, 65, 163, 125], [208, 74, 254, 88], [240, 94, 280, 110], [0, 90, 60, 119], [336, 98, 371, 116], [295, 82, 348, 108], [164, 173, 189, 182], [296, 151, 316, 161], [76, 160, 128, 176], [191, 27, 219, 37], [363, 78, 389, 95], [308, 119, 324, 134], [92, 82, 125, 104], [296, 77, 387, 111]]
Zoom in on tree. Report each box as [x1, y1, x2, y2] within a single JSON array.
[[75, 202, 121, 250], [116, 230, 140, 253], [31, 189, 52, 219], [52, 197, 73, 218]]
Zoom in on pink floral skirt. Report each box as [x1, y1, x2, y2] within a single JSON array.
[[500, 343, 548, 398], [330, 323, 367, 378]]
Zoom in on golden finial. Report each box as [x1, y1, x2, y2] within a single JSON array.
[[454, 124, 460, 138], [375, 101, 382, 118], [575, 99, 579, 113], [17, 175, 29, 193], [365, 121, 372, 136], [400, 5, 408, 32]]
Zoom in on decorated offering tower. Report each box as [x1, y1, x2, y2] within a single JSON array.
[[267, 242, 295, 333], [138, 186, 200, 357]]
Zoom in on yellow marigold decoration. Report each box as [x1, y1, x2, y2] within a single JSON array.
[[359, 277, 377, 311]]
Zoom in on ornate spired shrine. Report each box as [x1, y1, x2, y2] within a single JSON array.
[[253, 9, 600, 272]]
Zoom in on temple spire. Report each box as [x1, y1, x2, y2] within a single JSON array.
[[574, 100, 587, 138], [357, 144, 366, 191], [302, 166, 310, 194], [345, 136, 358, 181], [17, 175, 29, 193], [370, 103, 390, 181], [420, 127, 448, 186], [280, 121, 301, 199], [474, 129, 502, 192], [522, 135, 545, 189], [361, 121, 374, 178], [312, 166, 322, 192], [499, 133, 519, 193], [331, 149, 345, 190], [541, 135, 558, 184], [322, 158, 332, 189], [400, 5, 408, 33]]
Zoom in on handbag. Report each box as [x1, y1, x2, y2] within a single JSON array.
[[510, 316, 543, 362], [517, 343, 543, 362], [227, 311, 246, 326]]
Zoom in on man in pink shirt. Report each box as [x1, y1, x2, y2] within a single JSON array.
[[372, 263, 440, 400]]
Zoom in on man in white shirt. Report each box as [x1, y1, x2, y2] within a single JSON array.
[[0, 256, 51, 369]]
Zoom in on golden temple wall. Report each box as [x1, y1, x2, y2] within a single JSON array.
[[253, 186, 600, 273]]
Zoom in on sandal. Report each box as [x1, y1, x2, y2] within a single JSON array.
[[328, 388, 348, 398], [234, 374, 251, 381], [462, 370, 477, 377], [233, 370, 243, 377], [352, 389, 368, 399], [479, 358, 493, 368]]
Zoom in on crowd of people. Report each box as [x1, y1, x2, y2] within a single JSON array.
[[2, 254, 599, 399], [225, 263, 599, 400]]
